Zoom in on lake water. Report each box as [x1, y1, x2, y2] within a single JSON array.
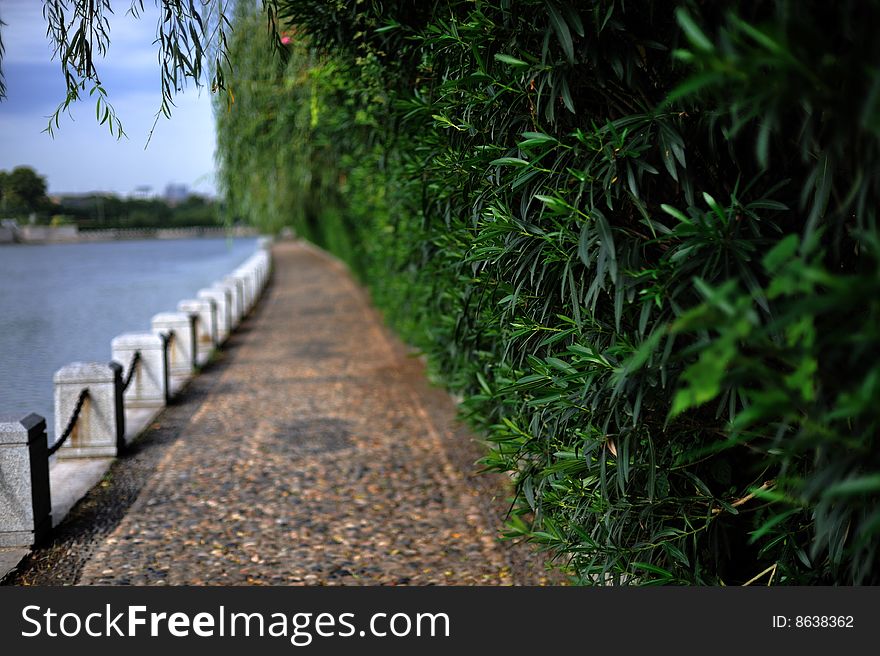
[[0, 237, 259, 438]]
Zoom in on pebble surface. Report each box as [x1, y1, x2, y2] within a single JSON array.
[[6, 241, 558, 586]]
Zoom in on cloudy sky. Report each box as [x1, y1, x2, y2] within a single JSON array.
[[0, 0, 218, 197]]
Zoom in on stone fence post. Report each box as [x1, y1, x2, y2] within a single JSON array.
[[112, 333, 168, 407], [239, 263, 262, 311], [220, 279, 241, 330], [54, 362, 125, 458], [152, 312, 197, 376], [178, 298, 218, 355], [231, 269, 254, 315], [253, 251, 270, 290], [224, 275, 246, 324], [248, 257, 265, 295], [0, 414, 52, 546], [198, 286, 232, 343]]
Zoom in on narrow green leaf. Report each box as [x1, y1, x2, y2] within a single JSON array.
[[749, 509, 802, 544], [475, 372, 492, 396], [762, 234, 799, 272], [747, 199, 789, 211], [824, 474, 880, 499], [375, 21, 401, 34], [577, 221, 592, 267], [675, 8, 714, 52], [493, 53, 529, 68], [547, 4, 575, 63], [660, 203, 691, 224], [702, 192, 727, 223], [631, 562, 675, 579], [489, 157, 530, 167]]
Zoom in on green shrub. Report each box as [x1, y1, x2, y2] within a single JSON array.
[[217, 0, 880, 585]]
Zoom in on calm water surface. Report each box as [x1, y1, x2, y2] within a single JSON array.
[[0, 237, 259, 437]]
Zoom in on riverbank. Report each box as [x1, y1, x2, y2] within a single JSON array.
[[0, 236, 261, 437], [3, 241, 560, 586], [0, 223, 257, 244]]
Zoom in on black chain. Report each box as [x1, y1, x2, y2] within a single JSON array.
[[47, 388, 89, 457], [121, 350, 141, 392]]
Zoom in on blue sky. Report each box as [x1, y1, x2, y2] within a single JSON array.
[[0, 0, 218, 197]]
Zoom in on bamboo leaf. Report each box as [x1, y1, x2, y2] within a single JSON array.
[[493, 53, 529, 68], [490, 157, 530, 167], [675, 8, 714, 52], [547, 3, 575, 63]]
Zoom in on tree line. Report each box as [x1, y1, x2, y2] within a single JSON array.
[[0, 165, 221, 229]]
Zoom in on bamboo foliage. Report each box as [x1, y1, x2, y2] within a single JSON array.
[[217, 1, 880, 585]]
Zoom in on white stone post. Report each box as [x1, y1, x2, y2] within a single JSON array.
[[244, 261, 260, 305], [178, 298, 218, 361], [238, 271, 251, 314], [112, 333, 167, 407], [232, 269, 253, 314], [198, 286, 232, 343], [54, 362, 125, 459], [152, 312, 197, 377], [224, 275, 246, 325], [259, 251, 271, 288], [249, 254, 267, 296], [217, 280, 240, 331], [0, 414, 52, 546], [237, 264, 259, 310]]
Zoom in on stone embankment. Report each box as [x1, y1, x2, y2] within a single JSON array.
[[2, 240, 557, 586], [0, 223, 257, 244], [0, 241, 271, 578]]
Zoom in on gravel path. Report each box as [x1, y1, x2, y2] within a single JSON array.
[[5, 241, 557, 586]]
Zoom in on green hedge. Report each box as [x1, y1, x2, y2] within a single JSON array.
[[217, 0, 880, 585]]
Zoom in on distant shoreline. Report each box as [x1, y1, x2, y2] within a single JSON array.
[[0, 224, 258, 245]]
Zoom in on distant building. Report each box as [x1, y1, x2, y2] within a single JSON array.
[[164, 183, 190, 206], [132, 185, 153, 199]]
